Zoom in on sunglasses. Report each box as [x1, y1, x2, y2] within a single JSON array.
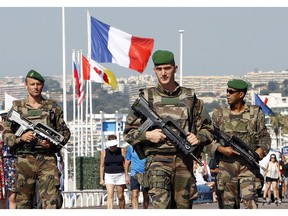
[[226, 89, 242, 94]]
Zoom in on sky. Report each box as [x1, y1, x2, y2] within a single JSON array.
[[1, 2, 288, 79]]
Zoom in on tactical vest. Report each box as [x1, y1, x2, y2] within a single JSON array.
[[139, 86, 201, 155], [13, 99, 57, 127], [213, 105, 260, 151], [11, 98, 59, 154]]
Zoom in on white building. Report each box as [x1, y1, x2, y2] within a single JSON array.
[[258, 93, 288, 115]]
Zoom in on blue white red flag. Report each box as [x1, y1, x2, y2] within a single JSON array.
[[88, 12, 154, 73], [73, 62, 81, 97], [254, 93, 274, 115]]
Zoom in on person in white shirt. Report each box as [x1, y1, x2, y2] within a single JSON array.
[[193, 160, 217, 202], [262, 153, 282, 205]]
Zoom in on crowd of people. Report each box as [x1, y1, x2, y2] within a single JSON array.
[[1, 49, 288, 209]]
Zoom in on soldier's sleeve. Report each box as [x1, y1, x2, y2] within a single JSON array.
[[54, 104, 71, 146], [123, 91, 148, 147], [204, 108, 221, 156], [123, 109, 147, 147], [2, 105, 21, 147], [256, 108, 271, 156], [194, 98, 214, 146]]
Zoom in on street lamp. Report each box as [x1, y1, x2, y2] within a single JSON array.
[[179, 30, 184, 86]]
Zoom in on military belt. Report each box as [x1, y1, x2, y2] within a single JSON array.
[[221, 155, 249, 165], [17, 152, 56, 157], [17, 145, 57, 155], [151, 152, 176, 155]]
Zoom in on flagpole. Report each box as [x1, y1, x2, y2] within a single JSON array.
[[89, 80, 93, 156], [62, 7, 69, 193], [80, 50, 84, 156], [77, 50, 81, 157], [87, 11, 91, 59], [72, 49, 77, 191], [179, 30, 184, 86], [87, 11, 94, 157], [85, 72, 89, 156]]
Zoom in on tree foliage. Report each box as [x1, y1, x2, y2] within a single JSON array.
[[64, 83, 130, 121]]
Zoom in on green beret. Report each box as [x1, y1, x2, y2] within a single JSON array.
[[227, 79, 248, 90], [26, 69, 45, 82], [152, 50, 175, 66]]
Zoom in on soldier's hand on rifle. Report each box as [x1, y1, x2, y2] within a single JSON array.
[[217, 145, 240, 157], [146, 129, 166, 143], [255, 148, 265, 160], [186, 132, 200, 145], [20, 130, 36, 143], [38, 139, 52, 149]]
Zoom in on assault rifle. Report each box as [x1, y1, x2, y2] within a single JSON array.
[[213, 123, 265, 171], [7, 109, 71, 152], [131, 96, 203, 165]]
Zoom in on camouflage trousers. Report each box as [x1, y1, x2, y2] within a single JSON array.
[[14, 153, 60, 209], [146, 153, 197, 209], [217, 160, 263, 209]]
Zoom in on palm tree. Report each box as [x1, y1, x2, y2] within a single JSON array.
[[270, 113, 288, 149]]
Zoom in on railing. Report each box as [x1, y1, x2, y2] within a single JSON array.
[[62, 189, 134, 208]]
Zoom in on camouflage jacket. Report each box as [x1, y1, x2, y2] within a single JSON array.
[[209, 104, 271, 158], [2, 96, 71, 154], [123, 83, 214, 157]]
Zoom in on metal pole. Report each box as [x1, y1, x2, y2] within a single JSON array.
[[62, 7, 69, 192], [72, 49, 76, 190], [179, 30, 184, 86]]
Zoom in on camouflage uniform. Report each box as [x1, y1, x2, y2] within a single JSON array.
[[2, 96, 71, 209], [210, 104, 271, 209], [123, 84, 214, 209]]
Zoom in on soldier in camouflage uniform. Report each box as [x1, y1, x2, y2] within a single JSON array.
[[123, 50, 214, 209], [2, 69, 71, 209], [209, 79, 271, 209]]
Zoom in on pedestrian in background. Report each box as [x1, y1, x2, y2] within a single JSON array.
[[193, 160, 217, 202], [99, 134, 128, 209], [262, 153, 282, 205], [208, 156, 223, 208], [2, 69, 71, 209], [0, 111, 17, 209], [125, 145, 149, 209], [209, 79, 271, 209], [282, 154, 288, 199]]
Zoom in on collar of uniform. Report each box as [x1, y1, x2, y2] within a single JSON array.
[[226, 103, 249, 113], [156, 82, 181, 96], [25, 95, 46, 107]]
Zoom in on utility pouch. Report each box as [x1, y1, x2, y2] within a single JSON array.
[[133, 144, 146, 159], [135, 172, 150, 188]]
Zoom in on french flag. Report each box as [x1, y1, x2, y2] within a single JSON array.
[[88, 12, 154, 73]]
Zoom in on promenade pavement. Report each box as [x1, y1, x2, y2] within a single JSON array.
[[78, 196, 287, 209]]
